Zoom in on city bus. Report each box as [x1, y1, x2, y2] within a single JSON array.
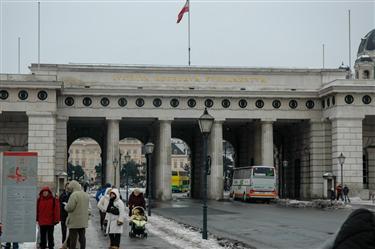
[[171, 171, 189, 192], [230, 166, 277, 202]]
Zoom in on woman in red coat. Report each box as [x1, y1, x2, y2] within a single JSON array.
[[37, 186, 60, 249]]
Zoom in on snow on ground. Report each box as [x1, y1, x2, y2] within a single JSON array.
[[146, 212, 251, 249]]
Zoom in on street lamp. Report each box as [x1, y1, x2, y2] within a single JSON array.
[[145, 142, 155, 216], [282, 160, 288, 198], [124, 152, 131, 205], [113, 158, 119, 187], [72, 170, 75, 181], [338, 153, 346, 187], [198, 108, 214, 240]]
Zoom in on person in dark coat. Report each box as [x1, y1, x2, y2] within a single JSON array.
[[343, 185, 350, 203], [37, 186, 60, 249], [127, 189, 145, 216], [330, 188, 336, 204], [320, 208, 375, 249], [336, 184, 343, 201], [59, 182, 70, 243]]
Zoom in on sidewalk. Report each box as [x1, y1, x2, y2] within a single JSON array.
[[15, 197, 230, 249]]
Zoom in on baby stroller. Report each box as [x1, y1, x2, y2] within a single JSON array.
[[128, 206, 148, 238]]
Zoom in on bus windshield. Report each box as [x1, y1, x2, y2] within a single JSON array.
[[253, 167, 274, 178]]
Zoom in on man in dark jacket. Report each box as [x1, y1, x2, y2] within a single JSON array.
[[59, 182, 70, 243], [343, 185, 350, 203], [128, 189, 145, 216]]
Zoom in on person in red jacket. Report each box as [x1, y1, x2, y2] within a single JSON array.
[[37, 186, 60, 249]]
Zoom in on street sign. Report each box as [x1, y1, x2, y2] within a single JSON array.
[[0, 152, 38, 242]]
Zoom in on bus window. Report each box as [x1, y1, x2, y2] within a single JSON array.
[[253, 167, 274, 177], [172, 171, 178, 176]]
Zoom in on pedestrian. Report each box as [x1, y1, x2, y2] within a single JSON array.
[[0, 223, 19, 249], [65, 180, 89, 249], [343, 185, 350, 203], [336, 184, 343, 201], [95, 183, 111, 231], [59, 182, 70, 243], [105, 188, 125, 249], [95, 183, 111, 202], [128, 189, 146, 217], [330, 188, 336, 204], [319, 208, 375, 249], [36, 186, 60, 249], [97, 187, 112, 232]]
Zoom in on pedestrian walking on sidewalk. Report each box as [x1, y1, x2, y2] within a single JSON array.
[[343, 185, 350, 203], [330, 188, 336, 204], [105, 188, 125, 249], [336, 184, 344, 201], [96, 183, 111, 230], [37, 186, 61, 249], [128, 189, 145, 217], [0, 222, 19, 249], [97, 187, 112, 232], [60, 182, 70, 243], [65, 180, 89, 249]]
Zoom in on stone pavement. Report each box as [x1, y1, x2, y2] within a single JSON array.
[[14, 198, 176, 249]]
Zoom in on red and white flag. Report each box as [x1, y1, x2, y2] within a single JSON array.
[[177, 0, 189, 23]]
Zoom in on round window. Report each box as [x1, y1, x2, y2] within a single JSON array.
[[289, 99, 298, 109], [255, 99, 264, 109], [153, 98, 162, 107], [18, 90, 28, 100], [83, 97, 92, 106], [136, 98, 145, 107], [222, 99, 230, 108], [118, 98, 127, 107], [65, 97, 74, 106], [0, 90, 9, 100], [37, 90, 48, 101], [272, 100, 281, 109], [238, 99, 247, 108], [187, 98, 196, 108]]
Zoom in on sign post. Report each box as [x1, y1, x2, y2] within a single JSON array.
[[0, 152, 38, 243]]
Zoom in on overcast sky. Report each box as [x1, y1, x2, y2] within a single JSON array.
[[1, 0, 374, 74]]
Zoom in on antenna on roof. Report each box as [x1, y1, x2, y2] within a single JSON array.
[[322, 44, 325, 69]]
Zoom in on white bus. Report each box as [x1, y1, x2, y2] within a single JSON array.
[[230, 166, 277, 202]]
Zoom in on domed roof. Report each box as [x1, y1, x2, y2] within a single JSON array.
[[357, 29, 375, 56]]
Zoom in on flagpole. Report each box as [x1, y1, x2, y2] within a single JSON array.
[[38, 1, 40, 72], [188, 0, 191, 66], [18, 37, 21, 74]]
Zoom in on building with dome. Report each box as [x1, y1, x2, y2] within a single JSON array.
[[0, 29, 374, 201], [355, 29, 375, 80]]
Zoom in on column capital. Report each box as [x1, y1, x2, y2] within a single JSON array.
[[158, 117, 174, 122], [57, 115, 69, 121], [106, 117, 122, 121], [261, 118, 276, 123], [329, 116, 364, 121]]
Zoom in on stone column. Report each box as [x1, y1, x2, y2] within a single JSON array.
[[208, 121, 224, 200], [331, 117, 363, 195], [27, 112, 56, 189], [55, 116, 68, 192], [106, 119, 120, 187], [261, 120, 274, 166], [154, 119, 172, 200], [308, 120, 331, 198], [253, 121, 262, 165]]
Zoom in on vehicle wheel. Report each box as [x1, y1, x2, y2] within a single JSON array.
[[243, 193, 247, 202], [129, 231, 133, 238]]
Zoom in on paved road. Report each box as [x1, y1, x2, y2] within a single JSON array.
[[153, 198, 352, 249]]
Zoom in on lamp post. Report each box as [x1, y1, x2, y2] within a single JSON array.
[[113, 158, 119, 187], [338, 153, 346, 187], [72, 170, 75, 181], [198, 108, 214, 240], [124, 152, 131, 205], [282, 160, 288, 198], [145, 142, 155, 217]]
